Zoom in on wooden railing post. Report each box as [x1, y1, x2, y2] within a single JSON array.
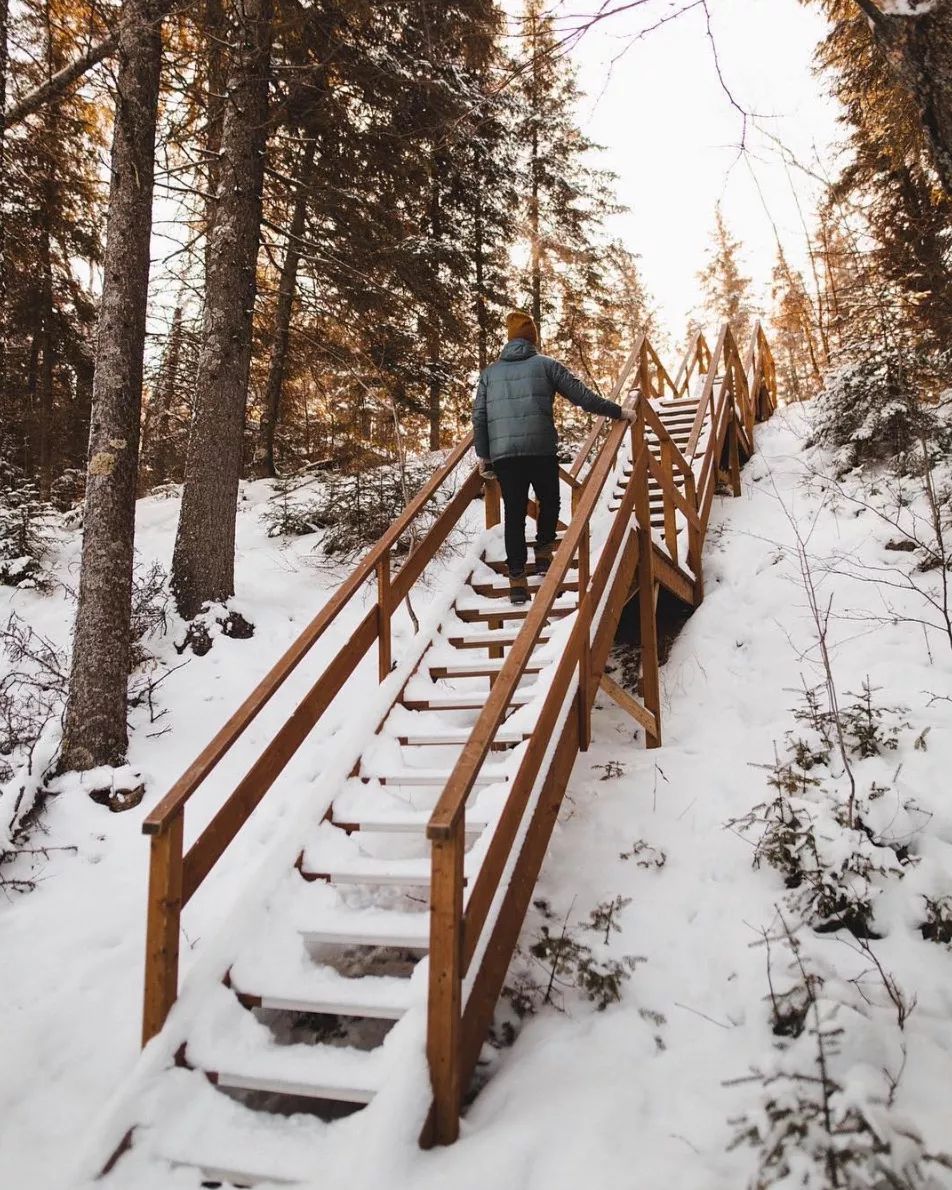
[[685, 469, 703, 605], [427, 818, 465, 1145], [638, 339, 652, 401], [632, 408, 662, 749], [142, 810, 184, 1045], [484, 476, 501, 529], [376, 547, 392, 682], [576, 525, 592, 751], [660, 439, 678, 567]]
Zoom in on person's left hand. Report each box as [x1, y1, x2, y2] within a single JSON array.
[[478, 458, 496, 479]]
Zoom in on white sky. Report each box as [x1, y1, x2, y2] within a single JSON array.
[[531, 0, 845, 332]]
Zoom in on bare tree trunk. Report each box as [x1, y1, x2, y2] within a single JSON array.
[[473, 158, 489, 371], [142, 303, 183, 487], [171, 0, 273, 620], [855, 0, 952, 200], [60, 0, 163, 772], [528, 9, 542, 334], [427, 165, 442, 451], [254, 136, 315, 478], [203, 0, 226, 263], [0, 0, 9, 420]]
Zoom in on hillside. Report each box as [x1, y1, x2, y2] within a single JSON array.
[[2, 403, 950, 1188]]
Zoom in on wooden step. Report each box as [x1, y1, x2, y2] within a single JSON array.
[[402, 690, 536, 710], [446, 629, 550, 649], [429, 659, 543, 679], [455, 602, 575, 623], [210, 1065, 379, 1107], [329, 808, 490, 834], [300, 908, 430, 950], [396, 727, 530, 746], [366, 768, 508, 787], [303, 860, 448, 889], [171, 1161, 298, 1188], [482, 557, 578, 575], [187, 999, 389, 1106], [470, 577, 579, 599], [231, 971, 416, 1021]]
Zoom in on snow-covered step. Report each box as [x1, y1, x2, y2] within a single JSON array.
[[470, 577, 579, 599], [231, 970, 417, 1020], [429, 659, 543, 678], [446, 629, 551, 648], [364, 768, 509, 787], [454, 600, 576, 623], [185, 993, 390, 1105], [396, 726, 530, 746], [299, 906, 430, 950], [402, 690, 537, 710], [329, 807, 490, 834], [170, 1161, 300, 1188], [481, 552, 577, 573], [301, 852, 462, 889], [211, 1064, 380, 1106]]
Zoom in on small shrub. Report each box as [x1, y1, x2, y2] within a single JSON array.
[[505, 896, 642, 1014], [315, 460, 450, 560], [260, 476, 330, 538], [921, 896, 952, 946], [619, 839, 667, 869], [0, 462, 56, 590], [808, 343, 934, 473]]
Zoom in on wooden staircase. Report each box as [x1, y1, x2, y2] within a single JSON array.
[[89, 323, 777, 1187]]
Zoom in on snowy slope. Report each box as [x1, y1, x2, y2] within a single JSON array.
[[2, 407, 952, 1189]]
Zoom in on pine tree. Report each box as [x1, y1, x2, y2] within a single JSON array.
[[770, 251, 824, 402], [1, 0, 103, 489], [516, 0, 620, 347], [698, 208, 758, 349]]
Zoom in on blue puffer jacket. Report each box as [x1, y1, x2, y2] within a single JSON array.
[[473, 339, 624, 462]]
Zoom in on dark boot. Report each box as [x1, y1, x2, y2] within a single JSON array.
[[509, 572, 529, 605], [533, 540, 555, 576]]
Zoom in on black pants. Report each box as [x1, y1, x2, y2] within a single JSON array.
[[493, 455, 560, 576]]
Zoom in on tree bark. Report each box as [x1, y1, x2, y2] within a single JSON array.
[[472, 152, 489, 371], [254, 136, 315, 478], [427, 164, 442, 451], [60, 0, 163, 772], [171, 0, 273, 619], [142, 303, 183, 487], [0, 0, 9, 413], [855, 0, 952, 201], [202, 0, 227, 263]]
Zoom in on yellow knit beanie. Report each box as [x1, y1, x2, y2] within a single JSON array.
[[505, 309, 538, 344]]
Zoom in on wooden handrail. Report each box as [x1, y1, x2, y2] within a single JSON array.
[[685, 323, 729, 461], [460, 432, 649, 966], [568, 335, 645, 479], [426, 407, 634, 842], [144, 432, 475, 836]]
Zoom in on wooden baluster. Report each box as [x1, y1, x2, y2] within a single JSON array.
[[660, 440, 678, 567], [632, 409, 662, 749], [376, 548, 392, 682], [142, 810, 184, 1045], [728, 417, 742, 497], [685, 469, 703, 605], [576, 525, 592, 751], [638, 340, 651, 401], [427, 818, 465, 1145]]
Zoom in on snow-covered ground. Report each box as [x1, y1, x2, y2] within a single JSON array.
[[2, 405, 951, 1188]]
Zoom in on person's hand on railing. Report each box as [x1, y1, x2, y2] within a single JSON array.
[[618, 408, 638, 424], [478, 458, 496, 481]]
